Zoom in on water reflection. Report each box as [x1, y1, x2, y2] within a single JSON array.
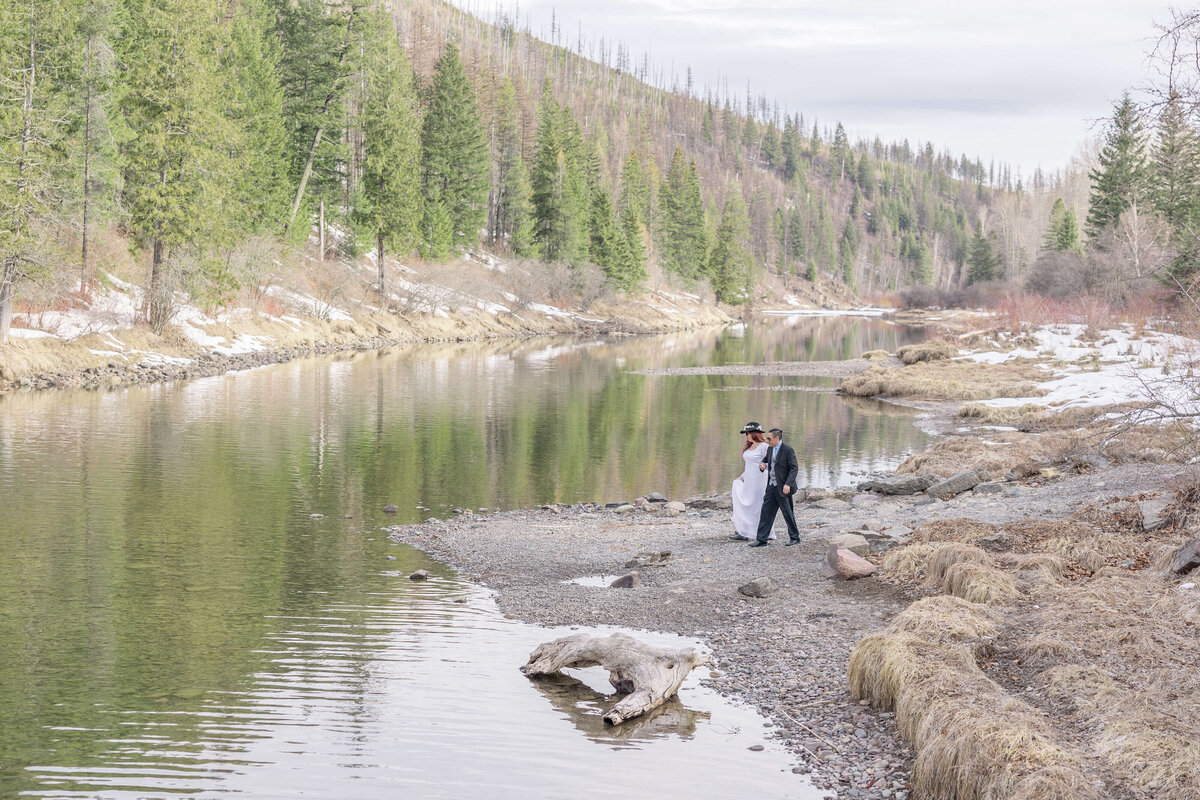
[[529, 674, 711, 746]]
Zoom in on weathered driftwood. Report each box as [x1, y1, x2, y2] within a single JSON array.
[[520, 632, 710, 725]]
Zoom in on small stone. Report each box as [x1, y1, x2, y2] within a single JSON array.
[[308, 513, 324, 519], [409, 569, 430, 580], [664, 500, 686, 513], [815, 497, 851, 511], [645, 491, 668, 502], [609, 572, 643, 589], [1141, 495, 1174, 532], [738, 577, 779, 598], [625, 550, 673, 568], [1169, 538, 1200, 575], [748, 744, 765, 751], [613, 504, 637, 514], [385, 555, 396, 561], [382, 504, 399, 514]]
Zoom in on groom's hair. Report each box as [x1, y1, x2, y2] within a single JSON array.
[[768, 428, 783, 439]]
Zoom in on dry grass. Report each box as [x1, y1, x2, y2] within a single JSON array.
[[861, 348, 891, 361], [879, 542, 940, 581], [896, 339, 957, 364], [924, 543, 994, 586], [839, 360, 1049, 402], [909, 518, 1001, 543], [848, 599, 1099, 800], [998, 553, 1067, 581], [896, 430, 1088, 479], [942, 563, 1020, 604], [956, 403, 1102, 432]]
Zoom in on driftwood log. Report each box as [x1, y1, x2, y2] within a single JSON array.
[[520, 632, 710, 725]]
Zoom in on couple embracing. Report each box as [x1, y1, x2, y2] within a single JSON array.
[[730, 422, 801, 547]]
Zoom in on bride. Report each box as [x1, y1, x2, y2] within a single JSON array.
[[731, 422, 772, 541]]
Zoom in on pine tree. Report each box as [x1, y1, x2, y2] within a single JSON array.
[[0, 0, 76, 342], [617, 149, 650, 227], [660, 147, 706, 281], [966, 224, 999, 284], [490, 78, 535, 255], [355, 11, 420, 298], [419, 197, 453, 260], [1086, 93, 1148, 239], [589, 185, 618, 274], [225, 0, 290, 236], [1151, 93, 1200, 236], [270, 0, 364, 232], [529, 82, 588, 264], [118, 0, 240, 331], [707, 185, 752, 303], [838, 217, 859, 287], [1042, 198, 1082, 253], [420, 42, 489, 252]]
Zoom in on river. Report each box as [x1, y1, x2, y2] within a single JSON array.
[[0, 313, 928, 798]]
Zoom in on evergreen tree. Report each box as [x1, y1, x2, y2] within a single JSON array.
[[838, 217, 859, 287], [966, 224, 999, 284], [1086, 93, 1148, 239], [225, 0, 290, 236], [0, 0, 76, 342], [355, 11, 420, 297], [1042, 198, 1082, 253], [529, 82, 588, 264], [831, 122, 850, 181], [1151, 93, 1200, 236], [707, 185, 752, 303], [617, 149, 650, 226], [270, 0, 364, 232], [489, 78, 536, 256], [420, 42, 489, 252], [418, 197, 453, 260], [660, 147, 706, 281], [118, 0, 239, 331], [589, 185, 618, 274]]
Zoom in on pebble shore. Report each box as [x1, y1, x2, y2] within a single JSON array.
[[386, 461, 1173, 800]]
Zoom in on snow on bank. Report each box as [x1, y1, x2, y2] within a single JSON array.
[[963, 324, 1200, 411], [761, 307, 890, 318]]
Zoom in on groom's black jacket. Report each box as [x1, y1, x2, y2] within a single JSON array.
[[760, 442, 799, 493]]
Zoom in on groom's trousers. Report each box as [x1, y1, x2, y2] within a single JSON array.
[[755, 485, 801, 543]]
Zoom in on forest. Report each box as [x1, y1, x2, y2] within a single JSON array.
[[2, 0, 1198, 345]]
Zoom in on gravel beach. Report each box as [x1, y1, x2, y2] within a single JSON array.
[[385, 460, 1178, 800]]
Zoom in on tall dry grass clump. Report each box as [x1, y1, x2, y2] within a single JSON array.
[[849, 597, 1100, 800], [839, 360, 1047, 402], [879, 542, 939, 581], [924, 543, 993, 586], [941, 562, 1020, 604], [908, 518, 1000, 543], [896, 339, 957, 364]]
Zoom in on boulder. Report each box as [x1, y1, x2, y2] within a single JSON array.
[[973, 481, 1008, 495], [738, 577, 779, 598], [1140, 495, 1174, 532], [829, 533, 870, 557], [409, 569, 430, 581], [683, 495, 733, 511], [926, 470, 981, 500], [822, 544, 876, 580], [645, 491, 668, 503], [626, 550, 673, 569], [1170, 539, 1200, 575], [382, 503, 399, 514], [857, 474, 936, 495], [613, 504, 637, 514], [886, 525, 914, 539], [609, 572, 644, 589], [664, 501, 687, 514]]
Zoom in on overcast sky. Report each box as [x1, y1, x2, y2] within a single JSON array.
[[454, 0, 1170, 176]]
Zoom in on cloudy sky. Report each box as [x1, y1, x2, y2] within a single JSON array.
[[456, 0, 1169, 176]]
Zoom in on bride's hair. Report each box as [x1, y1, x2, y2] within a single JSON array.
[[741, 431, 766, 452]]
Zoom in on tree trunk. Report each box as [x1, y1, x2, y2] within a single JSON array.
[[319, 198, 325, 261], [377, 233, 386, 306], [288, 123, 325, 228], [520, 632, 710, 725], [0, 262, 14, 344]]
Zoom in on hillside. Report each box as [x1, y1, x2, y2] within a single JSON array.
[[0, 0, 1083, 354]]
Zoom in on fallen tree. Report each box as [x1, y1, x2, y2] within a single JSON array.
[[520, 632, 710, 725]]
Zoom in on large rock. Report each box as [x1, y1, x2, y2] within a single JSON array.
[[645, 491, 668, 503], [609, 572, 643, 588], [1140, 495, 1174, 532], [661, 501, 687, 517], [974, 532, 1015, 552], [683, 495, 733, 511], [1170, 539, 1200, 575], [626, 550, 673, 569], [822, 544, 876, 580], [829, 533, 870, 557], [613, 504, 637, 514], [738, 577, 779, 598], [857, 474, 936, 495], [926, 470, 981, 500]]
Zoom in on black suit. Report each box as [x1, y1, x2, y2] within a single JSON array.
[[755, 441, 801, 544]]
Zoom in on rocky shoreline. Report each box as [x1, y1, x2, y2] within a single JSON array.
[[383, 452, 1187, 800]]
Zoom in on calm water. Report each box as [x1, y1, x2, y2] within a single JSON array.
[[0, 314, 928, 798]]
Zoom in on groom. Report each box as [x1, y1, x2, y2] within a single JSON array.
[[748, 428, 801, 547]]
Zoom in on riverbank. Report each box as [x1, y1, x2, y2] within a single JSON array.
[[0, 273, 733, 393], [385, 321, 1200, 800]]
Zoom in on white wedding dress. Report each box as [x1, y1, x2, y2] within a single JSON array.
[[732, 442, 773, 540]]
